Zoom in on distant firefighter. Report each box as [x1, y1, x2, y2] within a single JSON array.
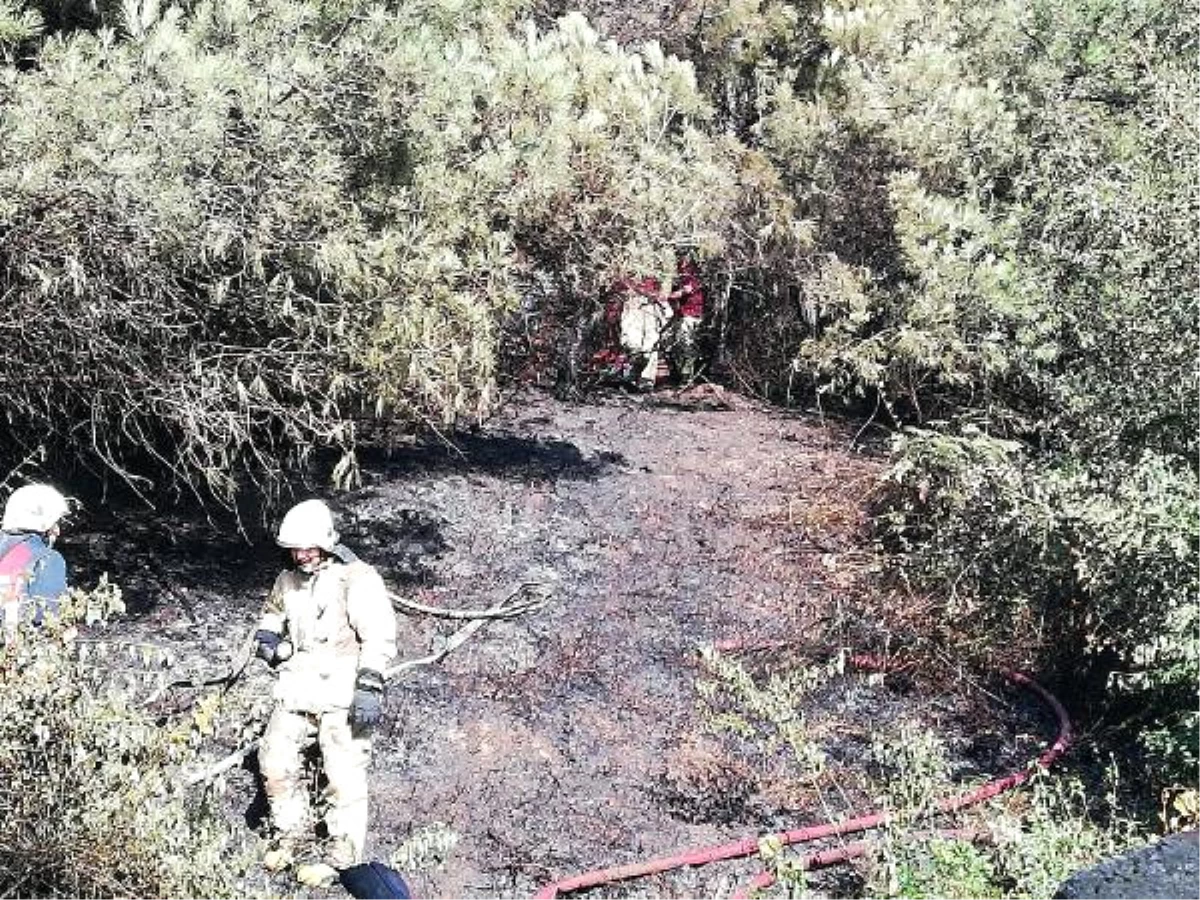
[[255, 499, 398, 887], [617, 275, 672, 391], [667, 256, 706, 382], [593, 257, 708, 391], [0, 483, 71, 643]]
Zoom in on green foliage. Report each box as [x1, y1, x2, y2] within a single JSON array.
[[2, 0, 794, 499], [695, 647, 838, 775], [784, 0, 1198, 443], [870, 719, 950, 818], [783, 1, 1047, 421], [995, 0, 1198, 467], [878, 428, 1062, 623], [0, 583, 250, 897], [865, 722, 996, 899], [657, 0, 845, 399], [871, 836, 1000, 899], [0, 0, 41, 48], [865, 742, 1139, 900], [749, 0, 1200, 793], [989, 772, 1142, 899], [337, 5, 762, 396], [879, 428, 1198, 785], [1, 0, 383, 498], [686, 0, 824, 134], [757, 832, 811, 898]]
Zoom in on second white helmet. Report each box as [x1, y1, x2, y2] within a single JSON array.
[[2, 484, 71, 533], [276, 499, 339, 552]]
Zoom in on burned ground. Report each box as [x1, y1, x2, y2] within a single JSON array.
[[62, 387, 1060, 898]]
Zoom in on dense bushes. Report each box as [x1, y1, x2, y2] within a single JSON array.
[[595, 0, 1199, 793], [1, 0, 1193, 818], [865, 774, 1140, 899], [880, 431, 1197, 783], [0, 0, 811, 499], [0, 582, 250, 897], [0, 0, 39, 45], [742, 0, 1198, 790]]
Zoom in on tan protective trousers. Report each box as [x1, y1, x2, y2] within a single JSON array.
[[619, 295, 672, 385], [259, 705, 372, 866]]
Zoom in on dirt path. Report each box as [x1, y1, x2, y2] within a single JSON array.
[[368, 388, 884, 897], [65, 388, 1051, 898]]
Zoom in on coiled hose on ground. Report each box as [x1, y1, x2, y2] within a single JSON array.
[[534, 652, 1073, 899]]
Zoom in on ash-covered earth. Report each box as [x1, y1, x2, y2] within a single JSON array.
[[63, 388, 1059, 898]]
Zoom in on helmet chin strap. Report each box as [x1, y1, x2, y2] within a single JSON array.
[[297, 555, 330, 575]]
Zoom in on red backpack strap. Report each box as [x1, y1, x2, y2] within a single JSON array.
[[0, 539, 36, 575], [1, 540, 37, 640]]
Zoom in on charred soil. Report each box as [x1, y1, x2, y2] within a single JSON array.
[[63, 387, 1061, 898]]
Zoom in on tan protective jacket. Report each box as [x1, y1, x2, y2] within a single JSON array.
[[259, 559, 397, 714]]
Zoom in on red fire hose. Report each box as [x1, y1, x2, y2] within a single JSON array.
[[533, 656, 1073, 899]]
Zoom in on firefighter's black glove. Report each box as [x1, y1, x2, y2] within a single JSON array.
[[255, 629, 293, 666], [350, 668, 385, 737]]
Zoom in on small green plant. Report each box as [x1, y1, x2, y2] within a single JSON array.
[[870, 834, 1000, 899], [989, 771, 1142, 899], [864, 768, 1142, 900], [757, 833, 810, 899], [392, 821, 460, 874], [696, 647, 839, 777], [0, 0, 40, 49], [870, 718, 950, 819], [866, 720, 989, 897]]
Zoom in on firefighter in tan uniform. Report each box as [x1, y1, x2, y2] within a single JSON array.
[[255, 499, 398, 885], [617, 275, 671, 391]]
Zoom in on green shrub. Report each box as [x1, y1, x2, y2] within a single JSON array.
[[870, 719, 950, 819], [0, 0, 40, 47], [0, 582, 250, 897], [871, 836, 1000, 900], [1, 0, 819, 497], [866, 755, 1139, 899], [989, 773, 1142, 899], [695, 646, 838, 777], [878, 428, 1199, 787]]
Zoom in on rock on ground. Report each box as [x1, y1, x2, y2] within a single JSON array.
[[1055, 831, 1199, 900]]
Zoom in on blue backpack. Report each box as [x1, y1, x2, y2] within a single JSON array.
[[339, 862, 412, 899]]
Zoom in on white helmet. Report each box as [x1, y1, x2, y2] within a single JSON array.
[[2, 484, 71, 533], [276, 499, 339, 552]]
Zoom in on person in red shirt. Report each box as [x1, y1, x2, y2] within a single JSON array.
[[616, 275, 671, 391], [589, 287, 633, 382], [593, 258, 706, 391]]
